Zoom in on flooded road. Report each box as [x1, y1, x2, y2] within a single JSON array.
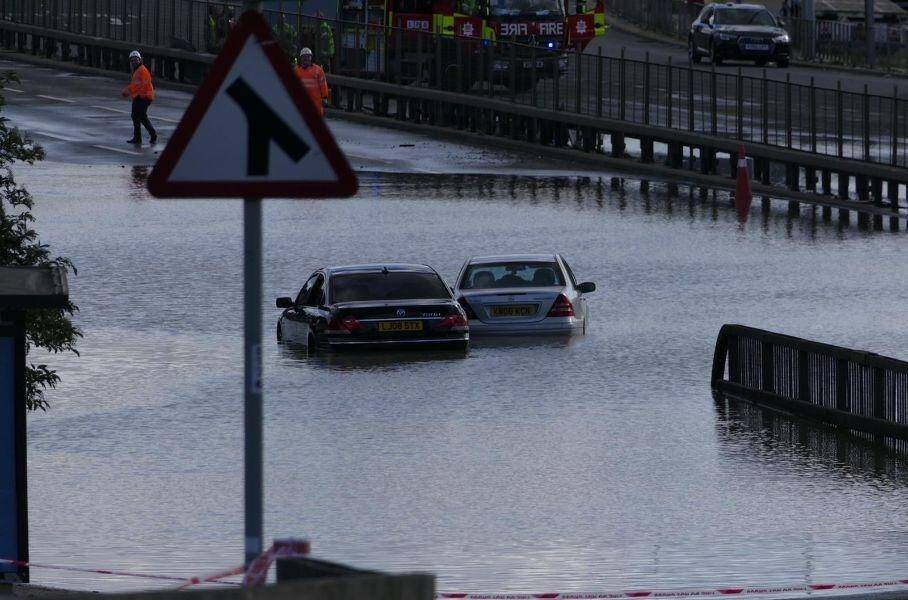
[[17, 158, 908, 593]]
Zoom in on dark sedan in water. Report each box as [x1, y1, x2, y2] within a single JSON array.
[[688, 3, 790, 67], [276, 264, 469, 351]]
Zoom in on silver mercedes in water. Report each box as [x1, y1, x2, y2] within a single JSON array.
[[452, 254, 596, 335]]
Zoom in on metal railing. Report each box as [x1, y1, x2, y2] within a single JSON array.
[[712, 324, 908, 442], [607, 0, 908, 72], [2, 0, 908, 171]]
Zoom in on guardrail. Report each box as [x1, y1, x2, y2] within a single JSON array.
[[2, 0, 908, 226], [1, 0, 907, 172], [607, 0, 908, 71], [711, 324, 908, 442]]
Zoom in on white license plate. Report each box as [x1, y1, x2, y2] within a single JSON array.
[[521, 60, 545, 68], [745, 44, 769, 51]]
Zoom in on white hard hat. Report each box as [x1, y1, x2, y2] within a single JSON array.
[[299, 47, 313, 56], [129, 50, 142, 60]]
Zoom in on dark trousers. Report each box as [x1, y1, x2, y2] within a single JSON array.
[[131, 97, 156, 141]]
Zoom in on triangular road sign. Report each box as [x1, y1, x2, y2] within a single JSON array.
[[147, 10, 357, 198]]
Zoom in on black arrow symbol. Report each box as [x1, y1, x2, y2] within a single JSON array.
[[226, 77, 310, 176]]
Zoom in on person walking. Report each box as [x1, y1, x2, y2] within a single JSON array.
[[122, 50, 157, 145], [294, 47, 329, 117]]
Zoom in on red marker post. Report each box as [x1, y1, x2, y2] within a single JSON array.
[[734, 144, 753, 223]]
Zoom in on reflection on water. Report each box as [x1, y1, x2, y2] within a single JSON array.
[[17, 163, 908, 593], [278, 342, 469, 372], [715, 394, 908, 481]]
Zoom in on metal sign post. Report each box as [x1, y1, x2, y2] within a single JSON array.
[[242, 0, 265, 571], [146, 3, 357, 571]]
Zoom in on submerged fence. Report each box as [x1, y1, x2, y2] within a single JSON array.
[[712, 324, 908, 443], [1, 0, 908, 170]]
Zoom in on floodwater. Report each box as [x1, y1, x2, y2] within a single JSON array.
[[15, 146, 908, 594]]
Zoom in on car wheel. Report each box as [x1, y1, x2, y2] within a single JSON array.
[[689, 38, 701, 63], [777, 57, 789, 68], [710, 42, 723, 65], [276, 321, 283, 342]]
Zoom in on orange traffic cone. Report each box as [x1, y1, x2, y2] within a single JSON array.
[[734, 144, 753, 223]]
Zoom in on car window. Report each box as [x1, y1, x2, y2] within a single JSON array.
[[331, 272, 451, 303], [716, 8, 776, 26], [699, 5, 712, 22], [561, 258, 578, 287], [306, 275, 325, 306], [460, 261, 566, 289], [295, 274, 318, 305]]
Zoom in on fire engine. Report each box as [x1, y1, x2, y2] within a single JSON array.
[[322, 0, 606, 89]]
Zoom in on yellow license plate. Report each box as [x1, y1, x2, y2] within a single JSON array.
[[377, 320, 424, 332], [490, 305, 535, 317]]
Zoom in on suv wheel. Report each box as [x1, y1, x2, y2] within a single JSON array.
[[710, 42, 723, 65], [689, 38, 701, 63]]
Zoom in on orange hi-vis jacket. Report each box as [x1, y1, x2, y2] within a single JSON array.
[[294, 64, 329, 116], [124, 65, 154, 100]]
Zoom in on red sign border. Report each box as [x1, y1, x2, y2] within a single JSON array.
[[147, 10, 358, 199]]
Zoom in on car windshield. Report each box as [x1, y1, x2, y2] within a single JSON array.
[[331, 272, 451, 303], [460, 262, 565, 289], [487, 0, 564, 17], [715, 8, 777, 26]]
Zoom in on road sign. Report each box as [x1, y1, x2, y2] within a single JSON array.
[[147, 10, 357, 198]]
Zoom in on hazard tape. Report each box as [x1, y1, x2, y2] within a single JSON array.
[[0, 537, 311, 589], [243, 538, 311, 587], [6, 550, 907, 597], [437, 579, 908, 600], [0, 558, 242, 586]]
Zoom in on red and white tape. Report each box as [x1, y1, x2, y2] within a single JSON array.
[[0, 537, 312, 589], [242, 538, 312, 587], [0, 558, 243, 587], [6, 550, 908, 598], [437, 578, 908, 600]]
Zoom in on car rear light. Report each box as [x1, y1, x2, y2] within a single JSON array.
[[437, 313, 468, 329], [457, 297, 478, 320], [327, 315, 364, 333], [547, 294, 575, 318]]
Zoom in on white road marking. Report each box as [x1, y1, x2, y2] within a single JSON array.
[[36, 94, 76, 103], [4, 88, 24, 94], [91, 105, 179, 123], [33, 131, 80, 143], [92, 144, 141, 156], [91, 105, 129, 114]]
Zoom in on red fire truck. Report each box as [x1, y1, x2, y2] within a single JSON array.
[[328, 0, 606, 89]]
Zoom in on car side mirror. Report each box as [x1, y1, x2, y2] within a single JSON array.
[[778, 19, 786, 27], [276, 296, 293, 308], [577, 282, 596, 294]]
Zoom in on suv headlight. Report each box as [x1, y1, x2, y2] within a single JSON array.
[[717, 32, 735, 41], [493, 59, 510, 71], [773, 33, 790, 43]]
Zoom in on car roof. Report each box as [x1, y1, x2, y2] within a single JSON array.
[[716, 3, 769, 9], [467, 254, 559, 264], [325, 263, 437, 275]]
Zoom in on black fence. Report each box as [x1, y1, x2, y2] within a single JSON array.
[[607, 0, 908, 71], [712, 324, 908, 443], [2, 0, 908, 169]]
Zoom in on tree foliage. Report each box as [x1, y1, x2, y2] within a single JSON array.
[[0, 73, 80, 411]]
